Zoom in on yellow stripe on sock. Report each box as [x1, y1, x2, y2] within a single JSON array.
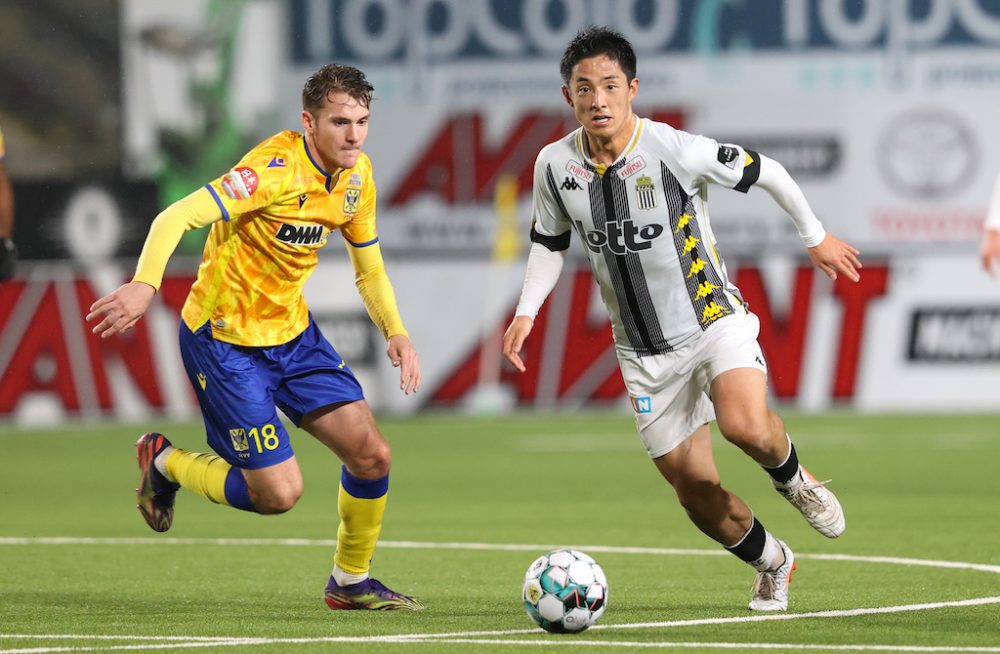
[[334, 484, 387, 575], [164, 448, 233, 506]]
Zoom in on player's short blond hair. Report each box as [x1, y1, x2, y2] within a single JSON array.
[[302, 64, 374, 113]]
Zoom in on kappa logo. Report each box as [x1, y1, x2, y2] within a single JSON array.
[[276, 223, 326, 245], [631, 396, 652, 414], [561, 176, 582, 191]]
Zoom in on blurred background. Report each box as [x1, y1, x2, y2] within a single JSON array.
[[1, 0, 998, 425]]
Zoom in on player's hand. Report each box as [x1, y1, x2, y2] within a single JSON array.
[[980, 228, 1000, 277], [502, 315, 534, 373], [86, 281, 156, 338], [807, 233, 862, 282], [387, 333, 420, 395]]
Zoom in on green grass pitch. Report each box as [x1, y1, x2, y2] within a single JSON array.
[[2, 412, 999, 653]]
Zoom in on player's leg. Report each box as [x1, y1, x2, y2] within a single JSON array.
[[711, 367, 845, 539], [273, 317, 421, 610], [299, 400, 422, 610], [135, 320, 304, 532], [651, 425, 794, 611]]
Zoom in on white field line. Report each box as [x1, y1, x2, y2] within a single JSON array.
[[3, 537, 1000, 576], [2, 538, 999, 653]]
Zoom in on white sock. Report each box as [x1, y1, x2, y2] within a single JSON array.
[[332, 564, 369, 586], [154, 446, 176, 482], [750, 531, 786, 572]]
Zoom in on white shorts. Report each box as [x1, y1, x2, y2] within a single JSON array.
[[618, 312, 768, 459]]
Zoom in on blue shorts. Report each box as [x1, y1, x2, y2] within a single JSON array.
[[178, 317, 365, 469]]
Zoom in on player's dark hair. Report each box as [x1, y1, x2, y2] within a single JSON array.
[[302, 63, 374, 113], [560, 26, 637, 84]]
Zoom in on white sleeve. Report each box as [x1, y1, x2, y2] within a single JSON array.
[[756, 154, 827, 248], [514, 242, 566, 320], [987, 170, 1000, 230], [531, 145, 573, 239]]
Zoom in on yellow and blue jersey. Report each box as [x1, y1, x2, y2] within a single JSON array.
[[181, 130, 378, 347]]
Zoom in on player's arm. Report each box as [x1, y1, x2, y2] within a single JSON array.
[[503, 237, 568, 372], [980, 171, 1000, 276], [755, 155, 861, 282], [345, 240, 420, 394], [87, 188, 223, 338]]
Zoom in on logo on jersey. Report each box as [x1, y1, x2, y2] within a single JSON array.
[[565, 160, 594, 184], [276, 223, 326, 245], [717, 145, 739, 169], [635, 175, 657, 210], [560, 176, 582, 191], [349, 173, 363, 186], [343, 187, 361, 214], [298, 194, 308, 208], [631, 396, 652, 414], [196, 373, 207, 390], [267, 156, 286, 168], [575, 218, 664, 255], [617, 155, 647, 180], [229, 428, 249, 453], [221, 167, 259, 200]]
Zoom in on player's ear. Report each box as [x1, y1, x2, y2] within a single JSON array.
[[561, 85, 573, 107], [301, 110, 315, 135], [629, 77, 639, 101]]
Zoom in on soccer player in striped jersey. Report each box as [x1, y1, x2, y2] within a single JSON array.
[[88, 64, 423, 611], [503, 27, 861, 612]]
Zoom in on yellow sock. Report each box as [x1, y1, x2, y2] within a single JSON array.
[[334, 468, 388, 575], [165, 448, 233, 506]]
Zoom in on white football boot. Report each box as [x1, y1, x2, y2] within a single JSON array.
[[776, 466, 846, 538], [748, 540, 796, 611]]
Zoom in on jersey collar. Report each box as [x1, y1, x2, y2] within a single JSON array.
[[575, 116, 644, 176], [301, 135, 343, 193]]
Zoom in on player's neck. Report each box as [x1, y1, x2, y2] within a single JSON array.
[[583, 113, 637, 167]]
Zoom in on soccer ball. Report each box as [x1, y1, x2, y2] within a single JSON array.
[[522, 549, 608, 633]]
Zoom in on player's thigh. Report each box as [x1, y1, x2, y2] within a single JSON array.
[[241, 455, 304, 508], [300, 399, 390, 478], [178, 320, 296, 472], [701, 314, 771, 442], [619, 349, 715, 460]]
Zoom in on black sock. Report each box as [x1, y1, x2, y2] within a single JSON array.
[[725, 517, 766, 563], [763, 438, 800, 485]]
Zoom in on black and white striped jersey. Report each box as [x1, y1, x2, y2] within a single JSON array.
[[530, 117, 761, 356]]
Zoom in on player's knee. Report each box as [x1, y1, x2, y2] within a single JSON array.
[[718, 414, 771, 451], [347, 437, 391, 479], [251, 483, 303, 514]]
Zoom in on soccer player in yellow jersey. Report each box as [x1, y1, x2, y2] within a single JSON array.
[[87, 64, 424, 611]]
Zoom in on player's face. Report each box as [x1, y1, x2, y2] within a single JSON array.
[[302, 91, 370, 171], [562, 54, 638, 145]]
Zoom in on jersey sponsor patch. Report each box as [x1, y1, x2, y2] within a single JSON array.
[[617, 155, 647, 180], [565, 160, 594, 184], [276, 223, 326, 245], [221, 167, 259, 199], [717, 145, 739, 169], [631, 395, 653, 414]]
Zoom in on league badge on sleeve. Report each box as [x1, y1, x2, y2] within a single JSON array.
[[717, 145, 739, 169], [222, 167, 260, 200]]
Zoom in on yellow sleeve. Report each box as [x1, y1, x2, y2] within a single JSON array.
[[345, 240, 408, 340], [132, 187, 224, 291]]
